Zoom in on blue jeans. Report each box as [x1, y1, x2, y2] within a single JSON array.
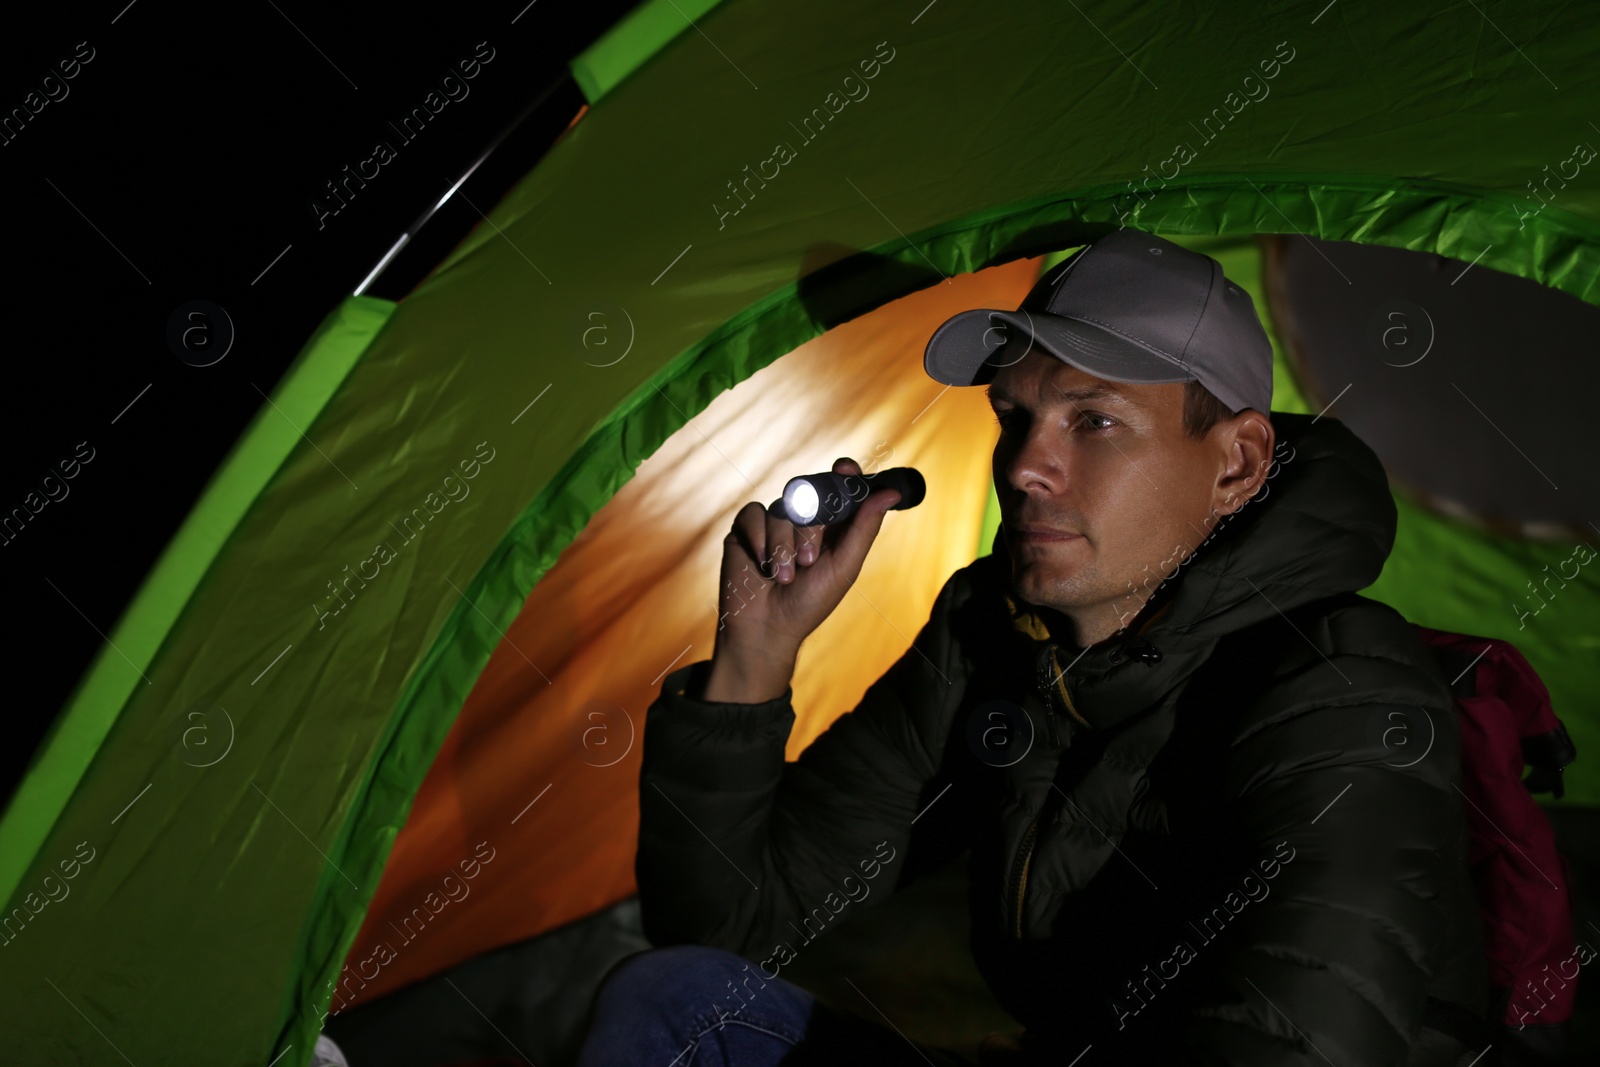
[[576, 944, 977, 1067]]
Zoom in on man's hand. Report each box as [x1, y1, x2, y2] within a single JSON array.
[[702, 457, 902, 703]]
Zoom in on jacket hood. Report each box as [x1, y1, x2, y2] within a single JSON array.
[[994, 411, 1397, 731]]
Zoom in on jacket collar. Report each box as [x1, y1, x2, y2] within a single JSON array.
[[996, 412, 1396, 732]]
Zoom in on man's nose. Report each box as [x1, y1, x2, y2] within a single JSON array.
[[1000, 428, 1065, 495]]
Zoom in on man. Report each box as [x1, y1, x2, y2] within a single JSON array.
[[578, 229, 1488, 1066]]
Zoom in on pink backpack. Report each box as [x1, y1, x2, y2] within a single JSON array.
[[1415, 626, 1580, 1060]]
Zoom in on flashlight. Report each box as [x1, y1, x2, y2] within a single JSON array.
[[767, 467, 926, 526]]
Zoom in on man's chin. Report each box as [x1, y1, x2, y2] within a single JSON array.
[[1009, 566, 1065, 607], [1011, 554, 1105, 600]]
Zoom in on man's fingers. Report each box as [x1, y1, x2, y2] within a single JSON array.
[[729, 501, 768, 572], [742, 459, 891, 577], [765, 504, 797, 583], [796, 524, 823, 566], [814, 456, 902, 568], [826, 483, 899, 575], [833, 456, 869, 511]]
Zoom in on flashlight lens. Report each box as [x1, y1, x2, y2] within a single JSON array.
[[785, 479, 819, 523]]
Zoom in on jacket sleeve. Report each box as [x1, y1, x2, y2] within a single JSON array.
[[1176, 636, 1484, 1066], [634, 568, 974, 957]]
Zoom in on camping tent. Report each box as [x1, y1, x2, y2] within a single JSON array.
[[2, 0, 1596, 1063]]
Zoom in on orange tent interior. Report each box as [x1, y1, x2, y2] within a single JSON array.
[[339, 257, 1044, 1005]]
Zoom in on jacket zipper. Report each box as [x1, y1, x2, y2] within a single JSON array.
[[1035, 649, 1063, 748], [1009, 811, 1041, 939], [1009, 646, 1084, 939]]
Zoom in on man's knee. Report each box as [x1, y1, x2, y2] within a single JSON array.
[[594, 944, 751, 1018]]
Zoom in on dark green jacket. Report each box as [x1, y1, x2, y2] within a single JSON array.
[[637, 412, 1488, 1065]]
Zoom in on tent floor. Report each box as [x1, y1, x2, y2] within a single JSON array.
[[324, 808, 1600, 1066]]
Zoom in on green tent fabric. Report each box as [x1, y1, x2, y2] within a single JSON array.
[[3, 1, 1598, 1062], [569, 0, 726, 103], [0, 294, 397, 913]]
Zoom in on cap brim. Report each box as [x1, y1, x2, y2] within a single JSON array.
[[924, 308, 1196, 388]]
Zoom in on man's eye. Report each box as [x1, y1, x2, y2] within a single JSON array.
[[992, 410, 1021, 431], [1079, 412, 1116, 432]]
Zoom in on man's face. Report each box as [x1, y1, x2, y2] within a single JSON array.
[[986, 348, 1258, 643]]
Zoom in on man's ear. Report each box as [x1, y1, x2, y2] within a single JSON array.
[[1214, 410, 1274, 517]]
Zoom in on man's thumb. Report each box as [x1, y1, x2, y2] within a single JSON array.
[[832, 487, 899, 565]]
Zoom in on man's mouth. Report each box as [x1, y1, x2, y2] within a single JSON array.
[[1011, 523, 1083, 543]]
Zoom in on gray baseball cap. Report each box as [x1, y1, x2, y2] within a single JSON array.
[[923, 229, 1274, 414]]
